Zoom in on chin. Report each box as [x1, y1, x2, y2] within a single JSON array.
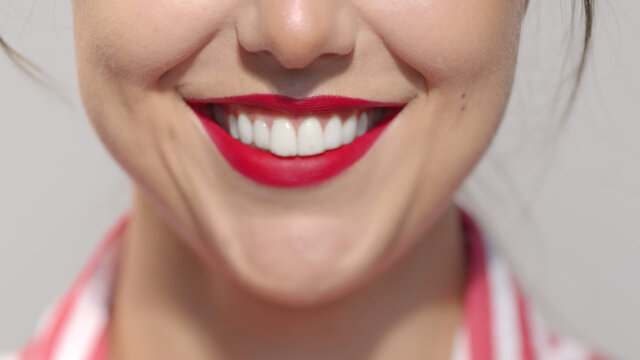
[[216, 214, 386, 307]]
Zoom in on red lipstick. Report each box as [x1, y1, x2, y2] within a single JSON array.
[[188, 94, 401, 114], [188, 95, 404, 187]]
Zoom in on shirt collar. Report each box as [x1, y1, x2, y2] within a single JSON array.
[[15, 208, 596, 360]]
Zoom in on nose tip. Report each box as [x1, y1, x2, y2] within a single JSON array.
[[237, 0, 355, 69]]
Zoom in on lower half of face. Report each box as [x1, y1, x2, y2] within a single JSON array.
[[73, 0, 524, 305]]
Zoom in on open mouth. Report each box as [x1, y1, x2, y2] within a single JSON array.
[[201, 104, 394, 157], [188, 95, 404, 187]]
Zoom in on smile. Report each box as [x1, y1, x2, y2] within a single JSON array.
[[188, 95, 404, 187]]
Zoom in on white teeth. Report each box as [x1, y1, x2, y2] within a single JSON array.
[[253, 119, 270, 150], [229, 115, 239, 139], [297, 117, 325, 156], [238, 114, 253, 144], [341, 115, 357, 145], [323, 116, 342, 150], [270, 118, 297, 156], [356, 113, 368, 136], [215, 108, 382, 157]]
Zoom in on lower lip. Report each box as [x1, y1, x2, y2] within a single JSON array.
[[192, 107, 400, 187]]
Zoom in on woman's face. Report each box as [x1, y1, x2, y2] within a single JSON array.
[[72, 0, 525, 305]]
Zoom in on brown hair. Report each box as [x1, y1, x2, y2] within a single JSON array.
[[0, 35, 48, 84], [572, 0, 594, 106]]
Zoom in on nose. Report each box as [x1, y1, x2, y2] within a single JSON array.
[[237, 0, 355, 69]]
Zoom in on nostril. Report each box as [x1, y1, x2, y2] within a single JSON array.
[[236, 0, 355, 70]]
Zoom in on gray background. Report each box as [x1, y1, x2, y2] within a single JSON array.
[[1, 1, 638, 359]]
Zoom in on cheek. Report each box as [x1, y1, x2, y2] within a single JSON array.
[[73, 0, 235, 82], [360, 0, 523, 85]]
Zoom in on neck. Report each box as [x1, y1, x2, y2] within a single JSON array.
[[109, 189, 466, 360]]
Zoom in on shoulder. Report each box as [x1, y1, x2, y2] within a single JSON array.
[[459, 208, 609, 360], [525, 302, 609, 360], [485, 241, 609, 360], [4, 213, 129, 360]]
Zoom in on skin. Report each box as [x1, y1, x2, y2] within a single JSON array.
[[72, 0, 526, 359]]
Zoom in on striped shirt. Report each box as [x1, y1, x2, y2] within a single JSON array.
[[3, 210, 606, 360]]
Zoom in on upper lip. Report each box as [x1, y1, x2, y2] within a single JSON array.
[[185, 94, 405, 114]]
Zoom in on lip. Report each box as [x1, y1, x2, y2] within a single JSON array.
[[187, 95, 404, 187], [187, 94, 403, 115]]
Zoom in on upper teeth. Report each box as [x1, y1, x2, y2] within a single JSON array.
[[210, 105, 383, 157]]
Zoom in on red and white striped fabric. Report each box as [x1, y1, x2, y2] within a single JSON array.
[[3, 210, 606, 360]]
